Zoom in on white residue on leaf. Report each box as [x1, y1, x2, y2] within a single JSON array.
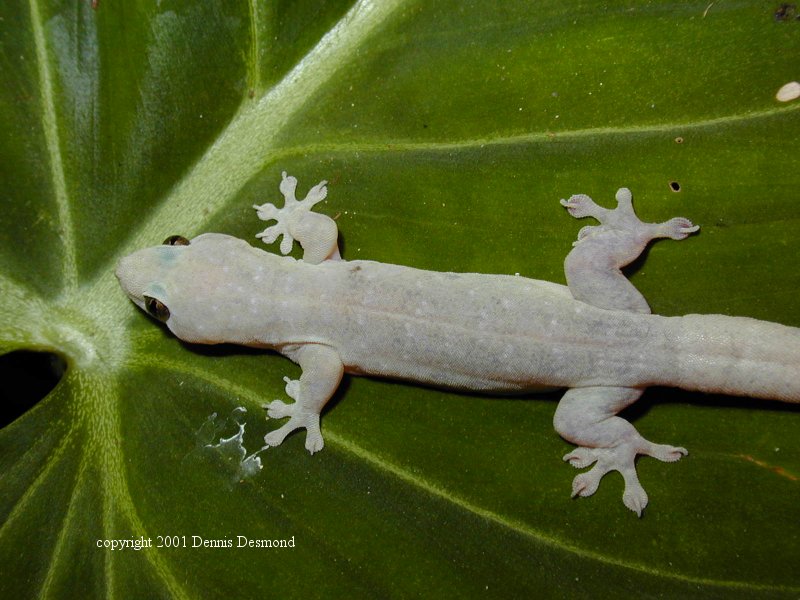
[[197, 407, 268, 482]]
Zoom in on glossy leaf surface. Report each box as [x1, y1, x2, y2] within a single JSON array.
[[1, 1, 799, 597]]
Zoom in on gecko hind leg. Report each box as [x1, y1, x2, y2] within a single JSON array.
[[553, 386, 687, 516], [560, 188, 698, 313]]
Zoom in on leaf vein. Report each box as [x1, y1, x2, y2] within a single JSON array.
[[269, 104, 800, 158], [0, 425, 78, 546], [246, 0, 261, 95], [27, 0, 78, 292], [38, 443, 94, 599]]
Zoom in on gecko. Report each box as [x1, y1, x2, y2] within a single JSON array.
[[115, 172, 800, 516]]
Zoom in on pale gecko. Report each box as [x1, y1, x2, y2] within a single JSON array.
[[115, 172, 800, 516]]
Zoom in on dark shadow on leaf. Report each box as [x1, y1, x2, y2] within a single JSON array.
[[623, 386, 800, 423], [622, 237, 655, 279], [179, 340, 275, 359]]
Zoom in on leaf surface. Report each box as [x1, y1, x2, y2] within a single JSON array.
[[1, 1, 799, 597]]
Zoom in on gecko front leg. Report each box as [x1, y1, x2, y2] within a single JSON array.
[[253, 171, 341, 264], [263, 344, 343, 454]]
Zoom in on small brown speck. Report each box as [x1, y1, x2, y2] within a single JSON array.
[[774, 3, 796, 21]]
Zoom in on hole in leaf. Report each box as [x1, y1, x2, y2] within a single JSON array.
[[669, 181, 681, 192], [0, 350, 66, 427]]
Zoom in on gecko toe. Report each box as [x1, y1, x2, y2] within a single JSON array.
[[622, 486, 648, 517], [265, 399, 292, 419], [664, 217, 700, 240], [571, 473, 594, 498], [571, 469, 603, 498], [644, 443, 688, 463], [264, 427, 289, 447], [563, 447, 599, 469], [305, 431, 324, 454]]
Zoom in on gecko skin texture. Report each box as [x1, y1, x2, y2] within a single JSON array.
[[116, 173, 800, 516]]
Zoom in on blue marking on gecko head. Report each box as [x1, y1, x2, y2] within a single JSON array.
[[155, 245, 180, 266], [146, 282, 168, 299], [115, 244, 184, 310]]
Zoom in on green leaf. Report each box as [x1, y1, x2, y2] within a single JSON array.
[[2, 1, 799, 597]]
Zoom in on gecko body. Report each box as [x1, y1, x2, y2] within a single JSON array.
[[116, 173, 800, 515]]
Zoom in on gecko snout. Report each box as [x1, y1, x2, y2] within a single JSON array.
[[115, 253, 146, 303]]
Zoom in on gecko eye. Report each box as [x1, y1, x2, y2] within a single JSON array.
[[143, 296, 170, 322], [163, 235, 190, 246]]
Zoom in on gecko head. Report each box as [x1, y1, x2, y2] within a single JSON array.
[[115, 235, 191, 324]]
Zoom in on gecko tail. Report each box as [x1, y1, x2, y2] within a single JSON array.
[[667, 313, 800, 403]]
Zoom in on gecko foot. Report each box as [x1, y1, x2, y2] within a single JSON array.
[[563, 441, 687, 517], [263, 402, 324, 454], [253, 171, 328, 255], [560, 187, 700, 244], [263, 376, 324, 454]]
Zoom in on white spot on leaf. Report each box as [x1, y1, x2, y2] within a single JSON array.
[[776, 81, 800, 102]]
